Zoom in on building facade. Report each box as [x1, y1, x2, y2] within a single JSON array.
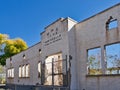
[[6, 3, 120, 90]]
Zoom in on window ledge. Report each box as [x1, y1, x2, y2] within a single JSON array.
[[107, 27, 118, 31], [86, 74, 120, 77], [8, 77, 14, 79], [19, 77, 30, 79]]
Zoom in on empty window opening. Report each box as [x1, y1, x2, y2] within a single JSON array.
[[7, 68, 14, 78], [26, 64, 30, 77], [105, 43, 120, 74], [39, 49, 42, 54], [19, 66, 22, 77], [87, 48, 102, 75], [44, 53, 63, 86], [38, 62, 41, 78], [19, 64, 30, 78], [23, 54, 26, 59], [47, 32, 49, 36], [22, 65, 25, 77], [106, 16, 118, 30], [108, 20, 117, 29], [51, 29, 54, 32]]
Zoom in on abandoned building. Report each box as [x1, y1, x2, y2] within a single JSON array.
[[6, 3, 120, 90]]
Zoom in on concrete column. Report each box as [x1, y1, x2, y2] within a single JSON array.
[[70, 55, 78, 90], [101, 45, 106, 74]]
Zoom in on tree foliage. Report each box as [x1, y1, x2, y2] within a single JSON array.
[[0, 34, 8, 52], [0, 33, 28, 65]]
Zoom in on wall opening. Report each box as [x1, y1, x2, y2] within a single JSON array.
[[44, 53, 63, 86], [38, 62, 41, 78], [105, 43, 120, 74], [106, 16, 118, 30], [87, 48, 102, 75]]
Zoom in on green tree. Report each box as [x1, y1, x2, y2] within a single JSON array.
[[0, 33, 28, 65]]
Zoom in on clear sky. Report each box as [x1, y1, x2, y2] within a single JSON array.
[[0, 0, 120, 47]]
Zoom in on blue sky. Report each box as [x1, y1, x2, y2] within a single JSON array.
[[0, 0, 120, 47]]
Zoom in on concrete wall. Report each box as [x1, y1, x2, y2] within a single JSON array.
[[75, 3, 120, 90], [6, 42, 42, 85], [41, 17, 76, 60], [6, 3, 120, 90], [6, 17, 77, 87], [41, 18, 69, 61]]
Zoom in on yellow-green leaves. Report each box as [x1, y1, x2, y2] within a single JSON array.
[[0, 33, 9, 44], [0, 33, 28, 65], [4, 38, 28, 55]]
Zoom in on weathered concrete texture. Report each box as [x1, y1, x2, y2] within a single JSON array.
[[75, 3, 120, 90], [6, 17, 77, 88], [6, 3, 120, 90], [6, 84, 69, 90], [6, 42, 42, 85], [86, 76, 120, 90]]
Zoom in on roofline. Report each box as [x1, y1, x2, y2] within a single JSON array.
[[40, 18, 64, 35], [27, 41, 41, 50], [63, 17, 78, 23], [6, 41, 41, 60], [44, 17, 64, 29], [40, 31, 45, 35], [40, 17, 77, 35], [78, 3, 120, 24]]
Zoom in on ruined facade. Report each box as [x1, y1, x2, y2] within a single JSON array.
[[6, 3, 120, 90]]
